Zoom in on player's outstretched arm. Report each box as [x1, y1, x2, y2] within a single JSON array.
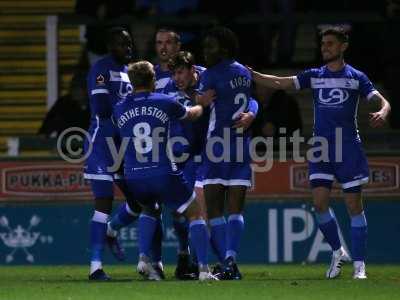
[[185, 105, 204, 121], [369, 93, 391, 128], [196, 90, 216, 107], [248, 67, 296, 90]]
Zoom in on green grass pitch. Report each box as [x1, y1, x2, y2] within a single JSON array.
[[0, 265, 399, 300]]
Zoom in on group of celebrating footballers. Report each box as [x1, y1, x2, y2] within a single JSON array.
[[82, 25, 390, 282]]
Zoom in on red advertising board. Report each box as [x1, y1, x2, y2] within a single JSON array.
[[0, 157, 399, 201], [248, 157, 400, 197], [0, 162, 92, 201]]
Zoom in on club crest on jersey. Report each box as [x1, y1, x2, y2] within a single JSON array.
[[118, 83, 133, 98], [96, 74, 105, 85], [318, 88, 349, 105]]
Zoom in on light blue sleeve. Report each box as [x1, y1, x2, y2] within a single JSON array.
[[358, 72, 378, 101], [246, 97, 259, 115]]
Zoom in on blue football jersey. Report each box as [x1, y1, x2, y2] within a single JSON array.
[[114, 91, 188, 178], [198, 59, 252, 140], [197, 59, 252, 187], [154, 64, 172, 93], [84, 55, 133, 180], [294, 64, 378, 141], [87, 55, 133, 118], [164, 65, 209, 157]]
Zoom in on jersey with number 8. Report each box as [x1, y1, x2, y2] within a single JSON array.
[[133, 122, 153, 154], [113, 91, 188, 179]]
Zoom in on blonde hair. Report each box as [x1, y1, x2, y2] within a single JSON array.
[[127, 61, 155, 89]]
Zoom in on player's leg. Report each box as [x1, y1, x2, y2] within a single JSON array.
[[175, 185, 207, 280], [106, 178, 141, 261], [148, 204, 164, 279], [192, 184, 207, 260], [172, 211, 194, 280], [117, 178, 164, 276], [88, 179, 114, 280], [312, 183, 342, 252], [337, 141, 369, 279], [108, 178, 164, 274], [224, 185, 246, 280], [343, 187, 367, 279], [161, 173, 217, 281], [136, 206, 163, 280], [311, 180, 350, 279], [174, 165, 205, 280], [109, 179, 141, 233], [204, 184, 227, 265], [172, 212, 189, 255], [194, 185, 207, 220], [122, 178, 162, 281], [182, 195, 217, 281]]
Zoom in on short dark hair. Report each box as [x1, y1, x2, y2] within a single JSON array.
[[320, 26, 349, 43], [168, 51, 195, 71], [155, 28, 181, 44], [106, 26, 130, 45], [128, 61, 155, 89], [205, 26, 239, 59]]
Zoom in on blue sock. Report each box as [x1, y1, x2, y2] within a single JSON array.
[[189, 220, 209, 267], [173, 215, 189, 253], [109, 203, 138, 231], [316, 209, 341, 251], [209, 217, 227, 263], [90, 211, 108, 263], [351, 212, 367, 262], [151, 217, 163, 263], [138, 214, 158, 258], [226, 214, 244, 260]]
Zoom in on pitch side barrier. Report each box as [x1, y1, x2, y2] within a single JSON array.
[[0, 199, 399, 265], [0, 150, 399, 264]]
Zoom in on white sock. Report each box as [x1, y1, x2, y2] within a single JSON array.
[[92, 211, 109, 223], [354, 261, 365, 269], [90, 261, 102, 274]]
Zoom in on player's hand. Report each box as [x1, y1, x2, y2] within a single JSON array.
[[233, 112, 255, 130], [196, 89, 216, 107], [369, 110, 388, 128]]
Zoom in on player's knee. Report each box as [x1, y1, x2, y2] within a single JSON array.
[[227, 204, 243, 215], [346, 201, 363, 216], [206, 205, 223, 219], [313, 202, 329, 214], [312, 196, 330, 214], [227, 198, 245, 214], [343, 185, 363, 215], [183, 199, 203, 221]]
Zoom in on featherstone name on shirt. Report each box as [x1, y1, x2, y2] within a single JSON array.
[[117, 106, 169, 128]]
